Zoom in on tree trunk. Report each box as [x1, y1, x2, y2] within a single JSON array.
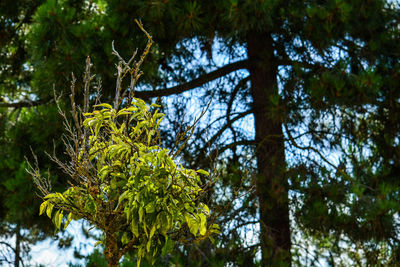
[[104, 232, 120, 267], [247, 31, 291, 266], [14, 225, 20, 267]]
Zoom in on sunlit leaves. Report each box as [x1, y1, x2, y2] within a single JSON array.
[[46, 202, 54, 219], [64, 212, 72, 230], [39, 201, 47, 216], [38, 97, 217, 265]]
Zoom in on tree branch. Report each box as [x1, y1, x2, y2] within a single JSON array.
[[0, 97, 53, 108], [203, 139, 254, 162], [135, 60, 249, 99], [0, 241, 16, 253], [205, 110, 252, 149], [195, 110, 253, 165], [283, 122, 348, 176], [0, 61, 248, 109], [226, 76, 251, 121]]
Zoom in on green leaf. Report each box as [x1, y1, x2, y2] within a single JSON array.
[[139, 206, 144, 222], [44, 193, 57, 199], [202, 204, 210, 215], [199, 213, 207, 235], [46, 202, 54, 219], [117, 190, 129, 207], [147, 131, 152, 145], [185, 213, 199, 236], [196, 169, 209, 176], [53, 210, 62, 229], [94, 103, 113, 109], [131, 219, 139, 238], [161, 237, 174, 256], [84, 195, 97, 215], [64, 212, 73, 230], [210, 223, 221, 234], [166, 157, 176, 169], [110, 178, 117, 189], [56, 192, 67, 202], [150, 103, 161, 108], [126, 207, 131, 221], [184, 202, 193, 211], [58, 211, 64, 229], [209, 236, 215, 244], [146, 239, 151, 252], [149, 224, 156, 240], [99, 166, 111, 182], [39, 201, 48, 216], [71, 213, 81, 220], [143, 223, 149, 237], [157, 212, 170, 235], [152, 248, 158, 261], [117, 110, 132, 116], [145, 201, 155, 213], [121, 232, 129, 245]]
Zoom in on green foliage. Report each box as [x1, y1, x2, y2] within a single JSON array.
[[86, 248, 108, 267], [28, 0, 109, 99], [29, 36, 219, 264], [39, 98, 217, 261], [0, 102, 69, 265]]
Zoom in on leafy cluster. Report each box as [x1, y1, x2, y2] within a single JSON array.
[[29, 23, 218, 266], [37, 99, 217, 265]]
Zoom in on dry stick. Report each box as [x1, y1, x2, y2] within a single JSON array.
[[26, 150, 51, 196], [111, 41, 137, 71], [113, 60, 123, 110], [110, 43, 137, 110], [94, 79, 102, 105], [83, 56, 91, 114], [119, 48, 138, 102], [83, 56, 96, 148], [52, 71, 93, 186], [129, 19, 154, 101], [171, 97, 213, 159], [111, 20, 153, 109], [168, 114, 186, 157], [69, 73, 82, 141]]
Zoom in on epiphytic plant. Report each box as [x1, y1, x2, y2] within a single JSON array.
[[28, 20, 219, 267]]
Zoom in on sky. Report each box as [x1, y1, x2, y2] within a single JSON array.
[[0, 221, 96, 267], [30, 221, 93, 266]]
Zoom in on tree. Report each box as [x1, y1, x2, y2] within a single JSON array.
[[2, 0, 400, 266], [0, 1, 69, 265], [28, 23, 219, 267]]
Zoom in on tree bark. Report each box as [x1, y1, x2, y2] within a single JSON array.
[[104, 232, 121, 267], [14, 225, 20, 267], [246, 31, 291, 266]]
